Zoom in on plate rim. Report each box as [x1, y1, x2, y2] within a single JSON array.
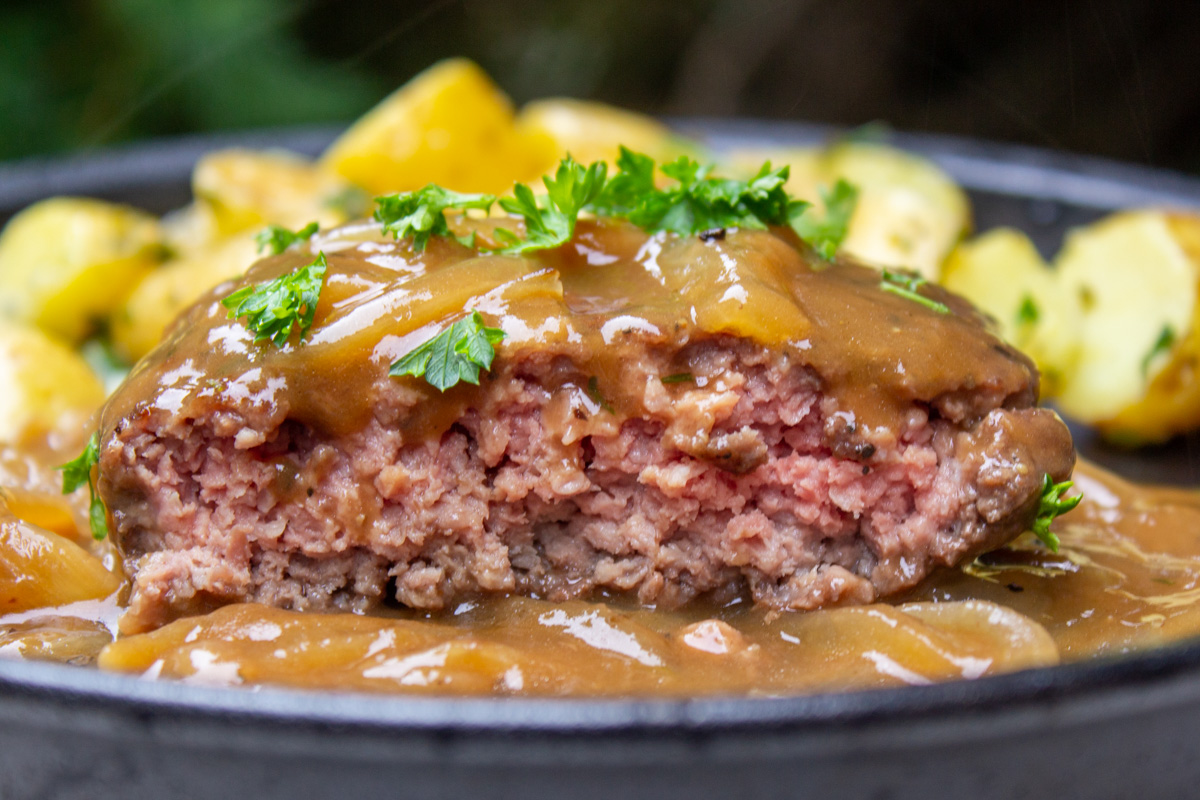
[[2, 119, 1199, 738]]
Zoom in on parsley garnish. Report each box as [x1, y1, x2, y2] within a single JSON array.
[[1141, 325, 1176, 376], [374, 186, 496, 252], [389, 310, 506, 391], [591, 147, 810, 238], [367, 149, 860, 258], [789, 179, 859, 260], [880, 268, 950, 314], [492, 156, 608, 254], [324, 186, 371, 218], [255, 222, 319, 255], [221, 252, 328, 347], [1031, 474, 1082, 552], [585, 376, 615, 413], [1016, 294, 1040, 326], [660, 372, 694, 384], [58, 432, 108, 541]]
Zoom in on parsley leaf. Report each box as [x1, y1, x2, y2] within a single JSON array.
[[255, 221, 319, 255], [375, 186, 496, 252], [660, 372, 694, 384], [591, 146, 657, 216], [789, 179, 859, 260], [1016, 294, 1040, 326], [221, 252, 328, 347], [593, 151, 808, 237], [880, 268, 950, 314], [58, 432, 108, 541], [389, 310, 506, 392], [493, 156, 608, 254], [1031, 474, 1082, 552], [1141, 325, 1176, 376], [585, 376, 615, 413], [324, 185, 371, 218]]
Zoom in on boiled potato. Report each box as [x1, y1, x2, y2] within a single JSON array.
[[321, 58, 557, 196], [1054, 211, 1199, 443], [516, 98, 689, 166], [0, 198, 164, 342], [193, 149, 355, 236], [0, 320, 104, 444], [729, 142, 970, 279], [941, 228, 1083, 396], [111, 234, 259, 362], [0, 500, 122, 613], [826, 143, 970, 279]]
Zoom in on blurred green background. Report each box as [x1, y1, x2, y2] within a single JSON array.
[[2, 0, 1198, 173]]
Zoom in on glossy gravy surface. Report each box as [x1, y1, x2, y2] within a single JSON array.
[[8, 460, 1200, 696], [102, 220, 1033, 444]]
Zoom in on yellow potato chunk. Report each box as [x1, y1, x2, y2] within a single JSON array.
[[0, 320, 104, 444], [941, 228, 1082, 396], [0, 198, 163, 342], [728, 142, 970, 279], [823, 143, 970, 279], [1055, 211, 1199, 440], [111, 234, 259, 363], [321, 58, 556, 196], [1084, 213, 1200, 443], [0, 501, 121, 614], [517, 98, 686, 166], [193, 149, 355, 236]]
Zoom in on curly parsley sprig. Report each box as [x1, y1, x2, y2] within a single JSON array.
[[492, 156, 609, 255], [221, 252, 328, 347], [58, 432, 108, 541], [1031, 474, 1083, 552], [389, 310, 506, 392], [374, 186, 496, 252], [590, 147, 810, 237], [790, 179, 859, 260], [368, 148, 859, 258], [880, 268, 950, 314], [255, 221, 319, 255]]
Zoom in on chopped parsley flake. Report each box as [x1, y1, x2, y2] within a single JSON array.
[[1141, 325, 1176, 376], [374, 186, 496, 252], [492, 156, 608, 254], [1016, 294, 1040, 326], [389, 310, 506, 392], [789, 179, 859, 260], [1031, 474, 1083, 552], [58, 432, 108, 541], [880, 268, 950, 314], [585, 376, 615, 413], [255, 221, 319, 255], [221, 252, 328, 347]]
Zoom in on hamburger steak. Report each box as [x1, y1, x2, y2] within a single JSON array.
[[98, 219, 1075, 632]]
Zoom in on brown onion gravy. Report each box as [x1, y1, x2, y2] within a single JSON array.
[[5, 460, 1200, 696], [6, 221, 1193, 696], [102, 219, 1033, 446]]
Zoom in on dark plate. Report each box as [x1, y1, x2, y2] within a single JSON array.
[[1, 121, 1199, 800]]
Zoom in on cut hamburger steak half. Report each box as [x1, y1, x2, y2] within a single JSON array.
[[98, 218, 1074, 632]]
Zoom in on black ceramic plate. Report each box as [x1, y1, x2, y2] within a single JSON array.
[[1, 121, 1199, 800]]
